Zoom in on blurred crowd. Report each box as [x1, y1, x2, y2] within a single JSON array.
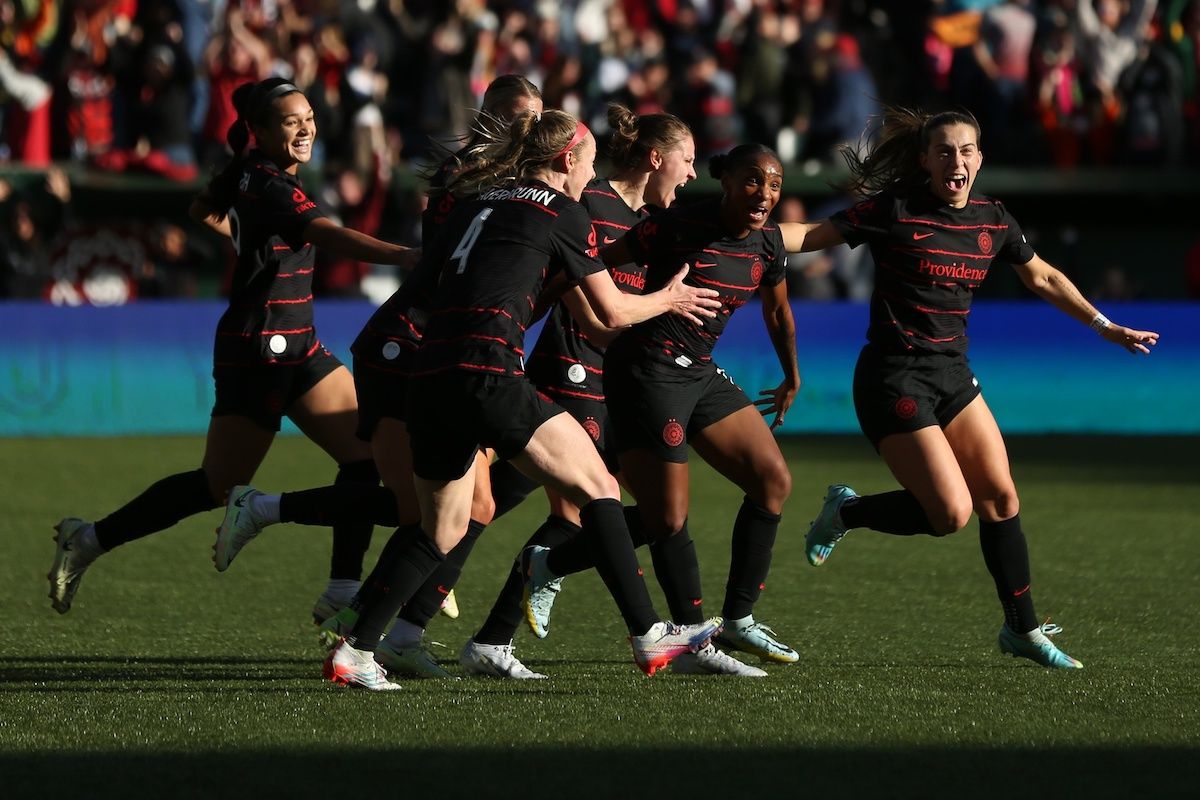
[[4, 0, 1200, 302]]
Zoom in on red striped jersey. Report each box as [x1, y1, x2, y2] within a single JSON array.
[[831, 188, 1034, 354], [215, 150, 327, 366], [421, 151, 462, 244], [525, 178, 650, 402], [619, 197, 787, 367], [412, 181, 606, 378]]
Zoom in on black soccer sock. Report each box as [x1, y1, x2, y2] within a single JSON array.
[[328, 460, 383, 581], [840, 490, 934, 536], [93, 469, 218, 551], [649, 524, 705, 625], [723, 497, 780, 621], [579, 498, 659, 635], [347, 524, 444, 652], [399, 519, 486, 629], [475, 515, 581, 646], [545, 504, 649, 577], [489, 459, 541, 521], [279, 484, 399, 527], [979, 515, 1038, 633]]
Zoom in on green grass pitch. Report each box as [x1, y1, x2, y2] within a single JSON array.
[[2, 434, 1197, 798]]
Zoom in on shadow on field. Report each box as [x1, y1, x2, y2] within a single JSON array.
[[4, 746, 1197, 798]]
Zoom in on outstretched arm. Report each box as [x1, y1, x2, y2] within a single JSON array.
[[578, 264, 721, 328], [1013, 254, 1159, 354], [304, 217, 420, 268], [777, 219, 846, 253]]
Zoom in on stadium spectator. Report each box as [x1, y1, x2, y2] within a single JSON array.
[[0, 166, 70, 298], [786, 106, 1159, 670], [46, 78, 418, 623]]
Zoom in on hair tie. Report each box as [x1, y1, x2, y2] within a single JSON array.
[[556, 120, 590, 158]]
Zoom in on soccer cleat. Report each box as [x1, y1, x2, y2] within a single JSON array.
[[998, 625, 1083, 669], [630, 617, 723, 677], [439, 588, 460, 619], [672, 643, 768, 677], [48, 518, 96, 614], [459, 638, 548, 680], [323, 638, 401, 690], [715, 616, 799, 664], [805, 484, 858, 566], [376, 640, 454, 679], [318, 607, 359, 651], [213, 485, 267, 572], [521, 545, 563, 639]]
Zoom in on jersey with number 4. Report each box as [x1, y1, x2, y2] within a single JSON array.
[[215, 150, 326, 365], [413, 181, 606, 378]]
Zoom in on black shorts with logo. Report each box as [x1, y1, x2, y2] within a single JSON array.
[[352, 357, 410, 442], [604, 355, 752, 463], [852, 345, 981, 449], [546, 392, 620, 475], [212, 345, 343, 432], [406, 372, 566, 481]]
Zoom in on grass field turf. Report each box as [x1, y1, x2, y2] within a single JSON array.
[[1, 434, 1197, 798]]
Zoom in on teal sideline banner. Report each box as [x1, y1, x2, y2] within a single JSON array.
[[0, 301, 1195, 436]]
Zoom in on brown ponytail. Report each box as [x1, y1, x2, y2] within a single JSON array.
[[447, 109, 584, 199], [606, 103, 692, 171]]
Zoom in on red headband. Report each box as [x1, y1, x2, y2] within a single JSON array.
[[557, 120, 590, 158]]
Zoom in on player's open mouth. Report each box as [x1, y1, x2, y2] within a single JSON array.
[[292, 139, 311, 154], [946, 173, 967, 192], [748, 204, 769, 223]]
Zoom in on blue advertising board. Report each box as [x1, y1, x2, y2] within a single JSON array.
[[1, 301, 1195, 436]]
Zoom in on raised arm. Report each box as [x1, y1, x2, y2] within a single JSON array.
[[578, 264, 721, 328], [1013, 253, 1159, 354], [561, 286, 623, 348], [753, 279, 802, 430], [777, 219, 846, 253], [304, 217, 420, 268]]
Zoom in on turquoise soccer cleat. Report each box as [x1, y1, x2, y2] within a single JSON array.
[[998, 624, 1083, 669], [805, 484, 858, 566]]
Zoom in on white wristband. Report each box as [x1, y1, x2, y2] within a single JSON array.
[[1090, 313, 1111, 333]]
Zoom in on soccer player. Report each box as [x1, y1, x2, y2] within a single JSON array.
[[788, 107, 1158, 668], [47, 78, 417, 618], [213, 76, 544, 678], [323, 109, 724, 690], [519, 143, 802, 667], [461, 105, 766, 679]]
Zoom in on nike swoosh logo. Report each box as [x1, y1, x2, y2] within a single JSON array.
[[913, 232, 934, 240], [695, 261, 718, 268], [691, 598, 703, 606], [603, 236, 617, 245], [436, 585, 450, 595]]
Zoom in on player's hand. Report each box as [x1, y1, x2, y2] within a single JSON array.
[[753, 376, 801, 430], [1102, 324, 1159, 355], [664, 264, 721, 325]]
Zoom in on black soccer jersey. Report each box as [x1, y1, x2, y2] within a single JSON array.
[[413, 181, 606, 378], [831, 188, 1034, 355], [215, 150, 327, 366], [525, 178, 649, 402], [619, 197, 787, 367]]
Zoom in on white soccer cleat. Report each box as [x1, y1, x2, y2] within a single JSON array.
[[672, 642, 768, 677], [213, 485, 267, 572], [48, 518, 96, 614], [459, 638, 548, 680], [521, 545, 564, 639], [376, 640, 455, 679], [714, 616, 799, 664], [630, 617, 723, 677], [322, 638, 401, 690]]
